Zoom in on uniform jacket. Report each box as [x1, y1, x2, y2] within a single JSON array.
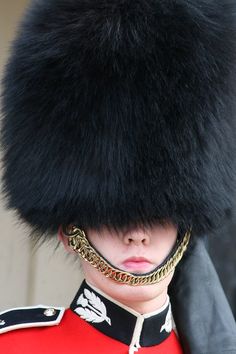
[[0, 281, 182, 354]]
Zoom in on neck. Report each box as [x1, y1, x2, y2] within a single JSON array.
[[87, 280, 168, 315], [120, 290, 168, 314]]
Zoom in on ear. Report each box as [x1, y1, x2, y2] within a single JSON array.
[[58, 225, 75, 254]]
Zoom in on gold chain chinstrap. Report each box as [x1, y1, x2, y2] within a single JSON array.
[[63, 226, 191, 286]]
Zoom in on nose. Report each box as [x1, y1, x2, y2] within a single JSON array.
[[123, 228, 150, 246]]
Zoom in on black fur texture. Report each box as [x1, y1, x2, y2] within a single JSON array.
[[1, 0, 236, 237]]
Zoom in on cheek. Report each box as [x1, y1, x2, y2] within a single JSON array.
[[81, 259, 110, 291], [152, 232, 177, 265], [86, 234, 122, 264]]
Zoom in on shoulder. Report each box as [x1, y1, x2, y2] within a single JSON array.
[[0, 305, 103, 353], [0, 305, 67, 353], [0, 305, 65, 335]]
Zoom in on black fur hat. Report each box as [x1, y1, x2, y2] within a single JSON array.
[[1, 0, 236, 237]]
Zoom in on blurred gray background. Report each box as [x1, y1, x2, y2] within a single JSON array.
[[0, 0, 235, 316]]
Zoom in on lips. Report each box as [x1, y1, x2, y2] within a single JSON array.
[[121, 257, 153, 272]]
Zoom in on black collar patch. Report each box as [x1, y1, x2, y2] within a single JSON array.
[[70, 280, 172, 348]]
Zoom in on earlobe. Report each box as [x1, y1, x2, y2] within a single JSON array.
[[58, 225, 75, 254]]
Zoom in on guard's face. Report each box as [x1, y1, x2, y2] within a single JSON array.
[[84, 222, 178, 275], [78, 222, 178, 311]]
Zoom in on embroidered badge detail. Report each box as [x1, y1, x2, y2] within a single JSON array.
[[160, 305, 172, 333], [75, 289, 111, 326]]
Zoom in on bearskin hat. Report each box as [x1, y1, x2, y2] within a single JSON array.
[[1, 0, 236, 238]]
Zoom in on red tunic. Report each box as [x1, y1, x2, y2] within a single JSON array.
[[1, 309, 183, 354]]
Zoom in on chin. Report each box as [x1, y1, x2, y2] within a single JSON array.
[[116, 284, 165, 303], [86, 269, 175, 305]]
